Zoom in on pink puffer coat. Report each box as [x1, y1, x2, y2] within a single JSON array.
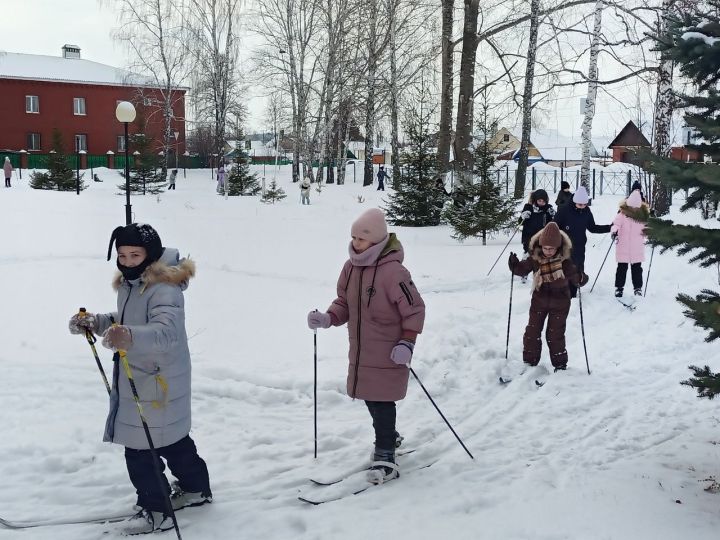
[[327, 234, 425, 401], [611, 190, 649, 264]]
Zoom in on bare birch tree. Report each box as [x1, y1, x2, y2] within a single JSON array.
[[579, 0, 604, 189]]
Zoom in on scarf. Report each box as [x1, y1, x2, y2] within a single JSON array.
[[533, 255, 565, 291], [348, 234, 390, 267]]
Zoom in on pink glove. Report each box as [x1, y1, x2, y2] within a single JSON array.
[[102, 326, 133, 351], [307, 311, 332, 330], [390, 340, 414, 365], [69, 312, 96, 335]]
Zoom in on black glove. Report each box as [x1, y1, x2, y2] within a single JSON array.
[[611, 232, 618, 241], [578, 273, 589, 287], [508, 252, 520, 270]]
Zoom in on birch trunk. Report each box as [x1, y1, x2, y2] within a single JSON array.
[[388, 0, 401, 189], [363, 1, 379, 187], [437, 0, 455, 174], [652, 0, 674, 216], [579, 0, 604, 190]]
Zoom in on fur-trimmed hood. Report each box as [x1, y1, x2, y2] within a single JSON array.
[[528, 228, 573, 263], [113, 247, 195, 291], [618, 201, 650, 223]]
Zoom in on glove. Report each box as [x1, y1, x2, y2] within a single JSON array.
[[611, 232, 618, 241], [69, 312, 96, 335], [578, 273, 589, 287], [390, 340, 414, 365], [307, 311, 332, 330], [508, 252, 520, 269], [102, 325, 133, 351]]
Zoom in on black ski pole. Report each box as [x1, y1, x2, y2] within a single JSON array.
[[313, 327, 318, 459], [505, 264, 515, 360], [78, 307, 111, 395], [590, 235, 614, 293], [577, 288, 591, 375], [487, 227, 519, 276], [643, 246, 655, 297], [409, 367, 474, 460], [117, 347, 183, 540]]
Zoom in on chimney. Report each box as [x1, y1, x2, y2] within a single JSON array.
[[62, 44, 81, 59]]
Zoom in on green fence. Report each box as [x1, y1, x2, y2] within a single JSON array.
[[0, 153, 20, 168], [87, 154, 107, 168], [28, 154, 50, 169], [250, 157, 292, 166]]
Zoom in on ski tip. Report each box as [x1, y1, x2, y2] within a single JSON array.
[[499, 376, 511, 384], [535, 380, 545, 387]]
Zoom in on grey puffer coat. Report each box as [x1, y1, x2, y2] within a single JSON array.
[[95, 248, 195, 450]]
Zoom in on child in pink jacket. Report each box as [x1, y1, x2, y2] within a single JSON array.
[[307, 208, 425, 483], [611, 189, 650, 297]]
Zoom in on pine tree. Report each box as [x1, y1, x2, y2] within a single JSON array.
[[118, 117, 165, 195], [443, 87, 517, 243], [261, 179, 286, 204], [227, 136, 260, 196], [30, 129, 84, 191], [384, 79, 445, 226], [646, 5, 720, 396]]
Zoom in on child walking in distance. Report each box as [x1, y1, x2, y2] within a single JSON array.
[[508, 222, 588, 371], [611, 190, 649, 297], [68, 223, 211, 535], [307, 208, 425, 483], [4, 156, 12, 187]]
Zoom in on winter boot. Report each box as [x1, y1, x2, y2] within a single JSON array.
[[553, 365, 567, 373], [634, 288, 642, 296], [367, 447, 399, 485], [122, 508, 173, 535], [394, 431, 404, 449], [170, 481, 213, 510], [614, 287, 623, 298]]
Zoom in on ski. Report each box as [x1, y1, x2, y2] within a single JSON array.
[[616, 297, 636, 311], [0, 512, 133, 530], [535, 379, 546, 387], [498, 376, 512, 384], [309, 447, 419, 486]]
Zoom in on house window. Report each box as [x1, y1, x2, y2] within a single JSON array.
[[74, 97, 86, 115], [27, 133, 41, 150], [117, 135, 126, 152], [503, 134, 510, 142], [75, 134, 87, 152], [26, 95, 39, 113]]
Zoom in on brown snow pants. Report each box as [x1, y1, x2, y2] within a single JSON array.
[[523, 290, 571, 368]]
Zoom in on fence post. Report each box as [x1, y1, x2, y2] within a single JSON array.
[[553, 170, 557, 192], [592, 169, 596, 199], [532, 167, 536, 190], [576, 171, 579, 190], [600, 171, 604, 195], [560, 165, 564, 187], [626, 170, 631, 196], [506, 165, 509, 194]]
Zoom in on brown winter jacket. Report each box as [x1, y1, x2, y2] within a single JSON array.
[[327, 234, 425, 402], [509, 228, 587, 296]]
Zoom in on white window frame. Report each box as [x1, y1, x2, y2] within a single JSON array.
[[26, 95, 39, 113], [117, 135, 126, 153], [73, 97, 86, 116], [28, 133, 41, 150], [75, 134, 87, 152]]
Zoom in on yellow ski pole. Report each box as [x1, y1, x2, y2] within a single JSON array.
[[78, 307, 111, 395]]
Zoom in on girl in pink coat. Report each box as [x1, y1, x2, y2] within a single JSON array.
[[611, 189, 650, 297], [307, 208, 425, 483]]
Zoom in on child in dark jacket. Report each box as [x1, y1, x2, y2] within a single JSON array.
[[508, 222, 588, 370], [519, 189, 556, 255], [555, 181, 574, 208]]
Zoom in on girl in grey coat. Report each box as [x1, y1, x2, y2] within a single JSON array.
[[68, 223, 211, 535]]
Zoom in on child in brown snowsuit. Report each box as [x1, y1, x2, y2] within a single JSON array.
[[508, 222, 588, 371]]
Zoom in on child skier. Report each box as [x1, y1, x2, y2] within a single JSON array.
[[519, 189, 556, 255], [67, 223, 212, 535], [300, 176, 311, 205], [508, 222, 588, 371], [611, 189, 649, 297], [553, 186, 611, 297], [555, 181, 573, 208], [307, 208, 425, 483]]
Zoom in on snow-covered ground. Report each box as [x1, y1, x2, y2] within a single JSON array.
[[0, 166, 718, 539]]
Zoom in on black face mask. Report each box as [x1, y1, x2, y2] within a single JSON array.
[[117, 256, 153, 281]]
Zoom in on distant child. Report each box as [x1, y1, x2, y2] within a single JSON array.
[[68, 223, 211, 535], [508, 222, 588, 371], [611, 190, 649, 297], [216, 164, 226, 193], [307, 208, 425, 483], [554, 186, 611, 297], [168, 169, 177, 190], [519, 189, 556, 255], [4, 156, 12, 187], [300, 177, 311, 204], [555, 181, 573, 208], [377, 166, 388, 191]]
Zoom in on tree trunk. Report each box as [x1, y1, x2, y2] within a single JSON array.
[[513, 0, 541, 199], [363, 7, 379, 187], [454, 0, 480, 187], [388, 1, 401, 189], [652, 0, 674, 216], [579, 0, 603, 190], [437, 0, 455, 174]]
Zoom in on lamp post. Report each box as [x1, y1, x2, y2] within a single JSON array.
[[115, 101, 137, 225], [19, 149, 26, 179], [183, 151, 190, 178], [76, 149, 86, 195], [156, 151, 164, 195], [173, 131, 179, 171]]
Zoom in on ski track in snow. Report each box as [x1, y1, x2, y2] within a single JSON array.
[[0, 167, 719, 539]]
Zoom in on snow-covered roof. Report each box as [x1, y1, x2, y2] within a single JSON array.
[[504, 127, 602, 161], [0, 51, 157, 87]]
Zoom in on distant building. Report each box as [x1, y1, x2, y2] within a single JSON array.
[[0, 45, 186, 162], [489, 126, 602, 167], [607, 121, 651, 164]]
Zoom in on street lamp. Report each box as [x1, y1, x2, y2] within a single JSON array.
[[183, 150, 190, 178], [76, 149, 86, 195], [115, 101, 137, 225]]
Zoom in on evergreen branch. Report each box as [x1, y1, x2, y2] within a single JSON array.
[[681, 365, 720, 399]]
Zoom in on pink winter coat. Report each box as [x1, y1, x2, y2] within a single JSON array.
[[327, 234, 425, 402], [3, 160, 12, 178], [611, 190, 650, 264]]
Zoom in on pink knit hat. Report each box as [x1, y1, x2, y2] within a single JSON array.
[[351, 208, 388, 244], [626, 190, 642, 208]]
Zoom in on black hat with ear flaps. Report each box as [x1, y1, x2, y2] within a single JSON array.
[[107, 223, 163, 262]]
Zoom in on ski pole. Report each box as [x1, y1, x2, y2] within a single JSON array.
[[505, 264, 515, 360], [116, 344, 183, 540], [643, 246, 655, 297], [313, 324, 318, 460], [577, 289, 591, 375], [78, 308, 111, 395], [590, 235, 614, 293], [487, 227, 519, 276], [409, 367, 474, 460]]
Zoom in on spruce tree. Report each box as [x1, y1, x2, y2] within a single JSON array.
[[227, 136, 260, 196], [443, 88, 517, 243], [646, 4, 720, 397], [118, 116, 165, 195], [261, 179, 287, 204], [30, 129, 84, 191], [384, 81, 445, 226]]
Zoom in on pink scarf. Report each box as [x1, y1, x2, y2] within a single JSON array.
[[348, 234, 390, 266]]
